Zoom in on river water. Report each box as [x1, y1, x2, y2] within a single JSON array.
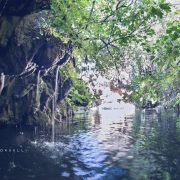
[[0, 102, 180, 180]]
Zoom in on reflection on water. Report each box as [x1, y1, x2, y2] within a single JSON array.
[[0, 105, 180, 180]]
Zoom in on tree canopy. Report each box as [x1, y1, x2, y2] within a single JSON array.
[[46, 0, 179, 106]]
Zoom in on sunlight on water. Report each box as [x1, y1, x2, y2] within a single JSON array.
[[0, 107, 180, 179]]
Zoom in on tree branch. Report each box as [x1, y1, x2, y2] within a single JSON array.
[[85, 1, 96, 29]]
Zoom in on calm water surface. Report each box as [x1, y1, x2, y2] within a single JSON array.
[[0, 104, 180, 180]]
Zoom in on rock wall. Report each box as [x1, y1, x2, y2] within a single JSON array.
[[0, 0, 73, 125]]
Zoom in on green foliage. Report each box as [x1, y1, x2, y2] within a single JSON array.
[[47, 0, 179, 106], [61, 63, 94, 108], [130, 20, 180, 106], [49, 0, 171, 68]]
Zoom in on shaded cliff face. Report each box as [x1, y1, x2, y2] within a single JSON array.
[[0, 0, 73, 125]]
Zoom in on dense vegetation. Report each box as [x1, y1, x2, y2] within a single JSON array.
[[45, 0, 179, 107], [61, 63, 93, 107]]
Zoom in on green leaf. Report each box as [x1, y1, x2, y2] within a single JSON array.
[[151, 7, 163, 18], [159, 3, 171, 12]]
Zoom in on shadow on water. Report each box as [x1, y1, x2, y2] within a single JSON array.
[[0, 107, 180, 180]]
